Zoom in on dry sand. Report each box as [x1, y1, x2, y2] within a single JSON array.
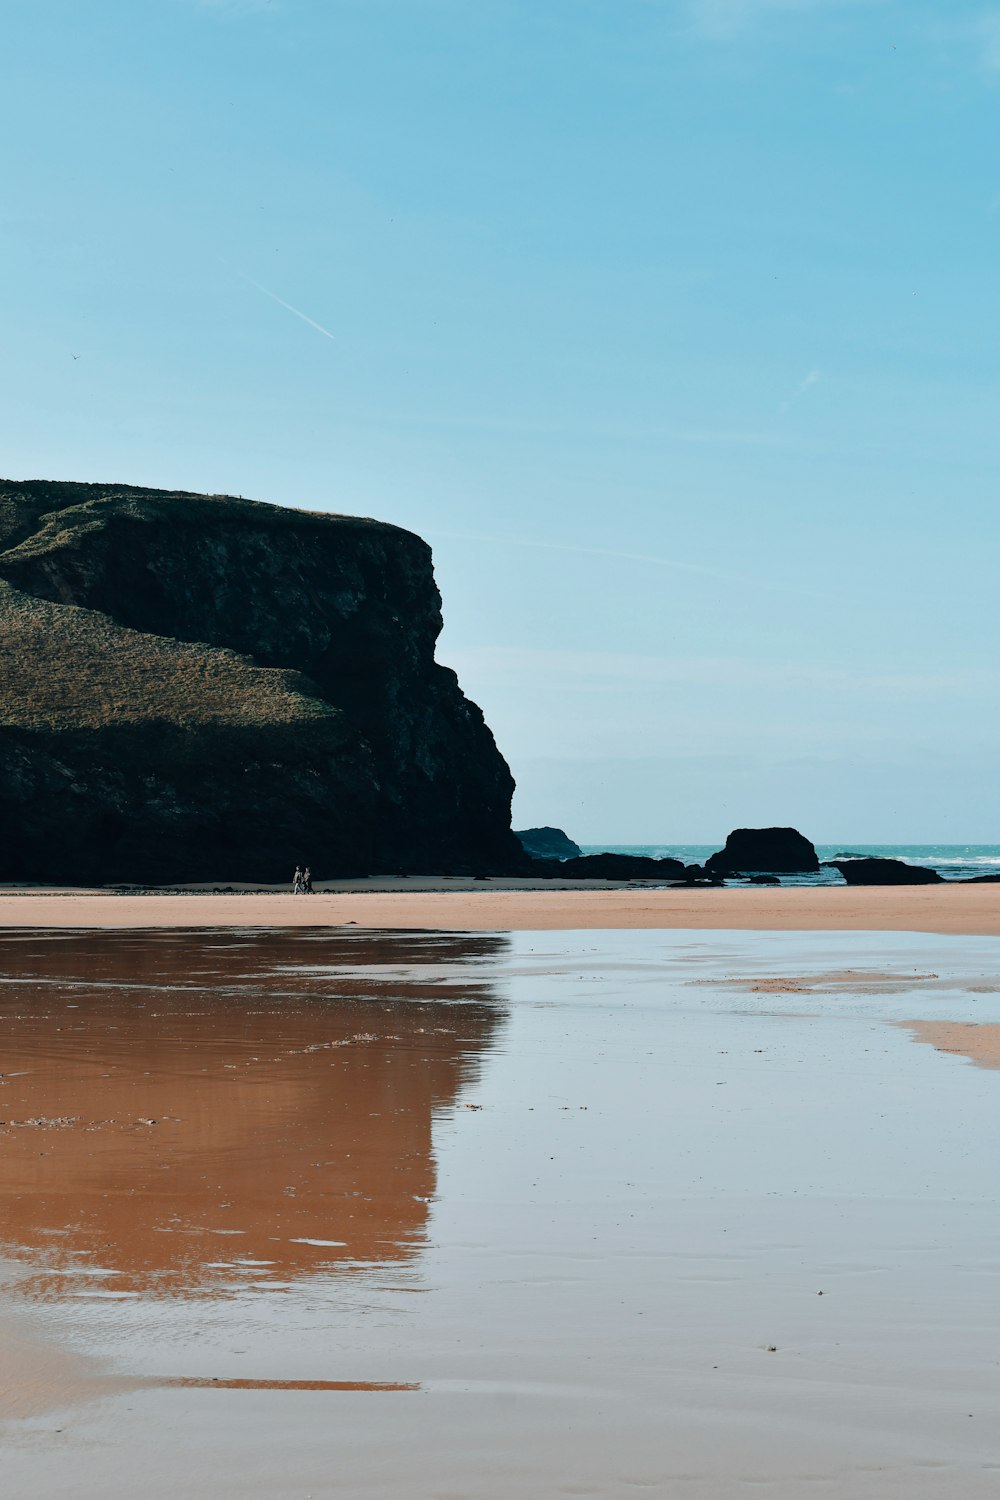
[[0, 879, 995, 933]]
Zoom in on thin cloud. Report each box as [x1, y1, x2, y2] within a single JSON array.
[[780, 367, 821, 412], [924, 13, 1000, 78], [974, 13, 1000, 71], [236, 271, 336, 342], [688, 0, 883, 42], [195, 0, 280, 14]]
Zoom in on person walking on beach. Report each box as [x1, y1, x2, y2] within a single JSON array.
[[292, 865, 304, 894], [302, 867, 314, 894]]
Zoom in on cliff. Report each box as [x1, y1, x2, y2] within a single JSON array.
[[0, 480, 520, 883]]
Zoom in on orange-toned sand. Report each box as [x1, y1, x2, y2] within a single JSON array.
[[902, 1021, 1000, 1070], [0, 880, 995, 933], [0, 929, 500, 1296]]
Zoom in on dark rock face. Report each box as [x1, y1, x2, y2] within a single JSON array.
[[829, 858, 942, 886], [705, 827, 819, 874], [0, 480, 521, 883], [550, 853, 686, 881], [514, 826, 582, 861]]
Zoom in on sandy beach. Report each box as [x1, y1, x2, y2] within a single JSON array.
[[0, 878, 995, 934], [2, 925, 1000, 1499]]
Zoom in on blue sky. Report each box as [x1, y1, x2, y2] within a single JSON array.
[[2, 0, 998, 841]]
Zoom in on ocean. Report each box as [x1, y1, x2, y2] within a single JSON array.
[[580, 844, 1000, 885]]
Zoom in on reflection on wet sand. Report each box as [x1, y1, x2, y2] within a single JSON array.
[[0, 929, 507, 1297]]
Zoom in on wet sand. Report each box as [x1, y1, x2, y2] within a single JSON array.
[[0, 930, 502, 1294], [902, 1020, 1000, 1070], [0, 879, 997, 933], [0, 1312, 126, 1421], [3, 926, 1000, 1497]]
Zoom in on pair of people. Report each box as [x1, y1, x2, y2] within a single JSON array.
[[292, 865, 314, 894]]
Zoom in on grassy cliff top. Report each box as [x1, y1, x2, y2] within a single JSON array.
[[0, 479, 424, 561], [0, 581, 339, 734]]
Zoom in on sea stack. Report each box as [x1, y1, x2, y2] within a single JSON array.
[[705, 826, 820, 875], [0, 480, 521, 883]]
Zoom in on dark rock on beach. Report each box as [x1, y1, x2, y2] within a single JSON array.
[[0, 480, 522, 884], [549, 853, 686, 881], [514, 826, 582, 861], [705, 827, 819, 875], [829, 858, 943, 885]]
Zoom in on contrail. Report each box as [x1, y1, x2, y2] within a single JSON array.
[[432, 529, 812, 598], [236, 270, 335, 341], [433, 529, 736, 582]]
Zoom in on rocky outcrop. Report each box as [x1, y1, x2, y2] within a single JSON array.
[[0, 480, 521, 883], [514, 826, 582, 861], [546, 853, 686, 881], [705, 827, 819, 875], [829, 858, 942, 886]]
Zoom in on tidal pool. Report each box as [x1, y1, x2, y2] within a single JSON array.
[[1, 927, 999, 1497]]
